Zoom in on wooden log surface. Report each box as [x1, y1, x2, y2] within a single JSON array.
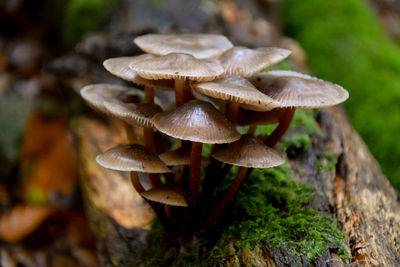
[[76, 108, 400, 266]]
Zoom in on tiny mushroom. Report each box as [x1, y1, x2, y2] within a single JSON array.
[[248, 70, 349, 146], [141, 188, 188, 207], [193, 76, 279, 122], [153, 100, 240, 204], [209, 135, 284, 223]]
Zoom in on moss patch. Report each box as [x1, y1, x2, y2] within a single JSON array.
[[63, 0, 117, 46], [316, 151, 339, 173], [282, 134, 312, 158], [282, 0, 400, 189], [130, 107, 349, 265], [131, 164, 349, 266]]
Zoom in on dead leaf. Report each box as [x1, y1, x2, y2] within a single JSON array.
[[0, 204, 54, 243]]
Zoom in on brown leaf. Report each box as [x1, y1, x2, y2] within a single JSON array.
[[20, 113, 78, 204], [0, 204, 54, 243]]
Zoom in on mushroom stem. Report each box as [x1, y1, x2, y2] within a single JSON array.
[[164, 205, 175, 224], [226, 102, 239, 123], [174, 78, 187, 106], [130, 171, 145, 193], [265, 107, 296, 147], [218, 100, 227, 113], [123, 122, 136, 143], [207, 167, 248, 224], [174, 165, 185, 185], [144, 85, 154, 104], [188, 142, 203, 205], [143, 127, 158, 154], [247, 123, 257, 135]]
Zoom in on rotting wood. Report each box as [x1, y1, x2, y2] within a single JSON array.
[[76, 107, 400, 266]]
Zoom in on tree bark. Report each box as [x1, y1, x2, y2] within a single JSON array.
[[76, 108, 400, 266]]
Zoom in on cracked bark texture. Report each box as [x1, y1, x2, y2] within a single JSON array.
[[76, 107, 400, 266]]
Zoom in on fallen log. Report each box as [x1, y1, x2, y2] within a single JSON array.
[[76, 107, 400, 266]]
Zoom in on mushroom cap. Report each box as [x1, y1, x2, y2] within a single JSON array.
[[141, 187, 188, 207], [159, 147, 210, 166], [134, 33, 233, 59], [248, 70, 349, 108], [212, 135, 285, 168], [218, 46, 291, 77], [193, 77, 279, 111], [104, 100, 162, 127], [96, 144, 170, 173], [159, 147, 191, 166], [129, 53, 224, 82], [80, 83, 144, 113], [103, 56, 174, 90], [237, 108, 285, 126], [153, 100, 240, 144]]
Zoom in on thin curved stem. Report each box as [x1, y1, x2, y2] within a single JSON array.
[[144, 85, 154, 104], [247, 123, 257, 135], [265, 107, 296, 147], [174, 78, 186, 107], [226, 102, 239, 123], [207, 167, 248, 225], [188, 142, 202, 205], [123, 122, 136, 143]]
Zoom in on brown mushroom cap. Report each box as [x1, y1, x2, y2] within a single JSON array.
[[159, 147, 210, 166], [248, 70, 349, 108], [141, 187, 188, 207], [134, 33, 233, 59], [129, 53, 224, 82], [218, 46, 291, 77], [96, 144, 170, 173], [159, 147, 191, 166], [212, 135, 285, 168], [193, 77, 279, 111], [80, 83, 144, 113], [103, 56, 174, 89], [153, 100, 240, 144], [104, 100, 162, 127]]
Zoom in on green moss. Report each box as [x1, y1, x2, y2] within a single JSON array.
[[282, 134, 312, 158], [131, 102, 348, 265], [227, 165, 350, 261], [132, 163, 349, 265], [63, 0, 117, 46], [282, 0, 400, 189], [316, 151, 339, 173]]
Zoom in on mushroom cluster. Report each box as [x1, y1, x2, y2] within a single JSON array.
[[80, 33, 348, 243]]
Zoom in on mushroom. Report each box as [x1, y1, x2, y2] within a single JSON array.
[[152, 100, 240, 204], [78, 33, 349, 244], [248, 70, 349, 146], [103, 56, 174, 104], [193, 76, 279, 122], [80, 83, 148, 143], [209, 135, 284, 223], [96, 144, 170, 173], [141, 188, 188, 207], [95, 144, 177, 240], [134, 33, 233, 59], [130, 53, 224, 106], [217, 46, 291, 77]]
